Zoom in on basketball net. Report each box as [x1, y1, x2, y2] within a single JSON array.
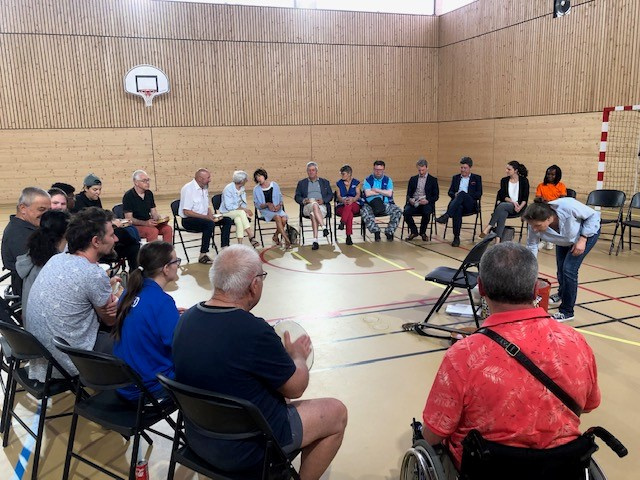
[[140, 89, 158, 107]]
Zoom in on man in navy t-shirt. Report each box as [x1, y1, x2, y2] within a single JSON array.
[[173, 245, 348, 478]]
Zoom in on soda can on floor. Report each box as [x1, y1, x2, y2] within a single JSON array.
[[135, 460, 149, 480]]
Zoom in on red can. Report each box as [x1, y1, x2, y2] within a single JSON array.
[[135, 460, 149, 480]]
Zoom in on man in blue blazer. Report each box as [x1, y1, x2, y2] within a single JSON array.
[[436, 156, 482, 247], [294, 161, 333, 250], [404, 158, 439, 241]]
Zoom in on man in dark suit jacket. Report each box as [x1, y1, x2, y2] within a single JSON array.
[[294, 161, 333, 250], [404, 158, 439, 241], [436, 156, 482, 247]]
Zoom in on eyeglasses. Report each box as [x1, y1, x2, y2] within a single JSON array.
[[255, 271, 268, 280], [167, 258, 182, 266], [137, 178, 151, 183]]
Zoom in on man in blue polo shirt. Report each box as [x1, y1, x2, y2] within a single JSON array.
[[361, 160, 403, 241]]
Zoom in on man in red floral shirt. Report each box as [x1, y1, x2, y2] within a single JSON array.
[[422, 242, 601, 475]]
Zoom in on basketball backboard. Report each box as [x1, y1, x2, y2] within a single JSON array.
[[124, 64, 170, 107]]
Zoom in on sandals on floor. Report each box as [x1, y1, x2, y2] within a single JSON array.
[[249, 237, 260, 248], [272, 233, 281, 246], [198, 254, 213, 264]]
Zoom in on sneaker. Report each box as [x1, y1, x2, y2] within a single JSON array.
[[345, 235, 353, 245], [451, 237, 460, 247], [436, 214, 449, 224], [549, 293, 561, 305], [552, 312, 574, 322], [338, 221, 345, 230], [420, 234, 428, 242], [374, 232, 381, 242], [545, 241, 555, 250], [312, 241, 319, 250], [386, 233, 394, 241], [322, 228, 330, 237]]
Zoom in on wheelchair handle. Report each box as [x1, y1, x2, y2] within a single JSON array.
[[585, 426, 628, 458], [411, 418, 423, 443]]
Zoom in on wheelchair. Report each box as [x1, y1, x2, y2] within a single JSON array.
[[400, 419, 627, 480]]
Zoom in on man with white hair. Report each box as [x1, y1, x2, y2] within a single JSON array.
[[1, 187, 51, 296], [294, 162, 333, 250], [173, 245, 348, 479], [122, 169, 172, 242], [179, 168, 232, 264]]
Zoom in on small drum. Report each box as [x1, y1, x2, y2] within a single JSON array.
[[273, 320, 314, 369]]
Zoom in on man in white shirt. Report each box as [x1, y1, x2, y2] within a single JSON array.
[[179, 168, 232, 264]]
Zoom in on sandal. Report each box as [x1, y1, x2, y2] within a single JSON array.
[[272, 233, 281, 246], [198, 254, 213, 264], [249, 237, 260, 248]]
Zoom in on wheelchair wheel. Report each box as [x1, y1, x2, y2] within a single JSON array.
[[400, 440, 447, 480]]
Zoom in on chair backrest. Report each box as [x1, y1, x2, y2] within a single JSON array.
[[212, 194, 222, 212], [170, 199, 180, 217], [0, 320, 55, 362], [112, 203, 124, 219], [53, 337, 136, 390], [462, 233, 497, 267], [566, 188, 577, 199], [157, 374, 276, 441], [586, 189, 626, 208], [630, 192, 640, 209]]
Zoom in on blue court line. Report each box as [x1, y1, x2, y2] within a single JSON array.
[[313, 346, 449, 373], [11, 405, 42, 480]]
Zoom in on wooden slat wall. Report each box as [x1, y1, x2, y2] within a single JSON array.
[[438, 0, 640, 121], [0, 0, 438, 130], [437, 113, 602, 197]]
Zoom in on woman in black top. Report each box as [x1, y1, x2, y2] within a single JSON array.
[[480, 161, 529, 241]]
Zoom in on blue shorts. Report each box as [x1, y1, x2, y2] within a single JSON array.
[[282, 404, 303, 455]]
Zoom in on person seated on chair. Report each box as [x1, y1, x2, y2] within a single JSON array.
[[523, 198, 600, 323], [1, 187, 50, 298], [123, 169, 172, 243], [534, 165, 568, 250], [335, 164, 362, 246], [113, 241, 181, 402], [15, 210, 70, 321], [294, 161, 333, 251], [421, 242, 601, 477], [179, 168, 232, 264], [436, 156, 483, 247], [48, 187, 69, 211], [51, 182, 76, 211], [173, 245, 348, 479], [480, 161, 529, 242], [404, 158, 439, 242], [220, 171, 260, 248], [26, 207, 121, 381], [361, 160, 403, 242], [71, 173, 141, 269], [253, 168, 291, 249]]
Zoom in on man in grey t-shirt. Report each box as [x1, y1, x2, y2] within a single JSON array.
[[26, 207, 120, 381]]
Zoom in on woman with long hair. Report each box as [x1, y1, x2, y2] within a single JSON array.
[[112, 241, 181, 401], [480, 160, 530, 241], [16, 210, 70, 319], [523, 198, 600, 322], [252, 168, 291, 248]]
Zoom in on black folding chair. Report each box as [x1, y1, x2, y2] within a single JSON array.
[[566, 188, 577, 199], [442, 198, 483, 242], [490, 194, 525, 242], [615, 192, 640, 255], [586, 189, 626, 255], [157, 374, 300, 480], [400, 202, 437, 241], [171, 199, 218, 263], [404, 234, 497, 338], [333, 192, 365, 242], [299, 202, 332, 245], [112, 203, 125, 219], [53, 338, 176, 480], [0, 321, 75, 480]]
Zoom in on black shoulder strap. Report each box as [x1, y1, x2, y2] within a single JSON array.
[[477, 327, 583, 417]]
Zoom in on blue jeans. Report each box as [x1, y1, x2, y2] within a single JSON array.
[[555, 231, 599, 316]]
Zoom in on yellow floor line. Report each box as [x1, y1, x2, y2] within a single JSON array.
[[580, 329, 640, 347], [291, 251, 311, 265], [352, 244, 424, 280]]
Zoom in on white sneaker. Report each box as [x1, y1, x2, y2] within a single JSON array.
[[549, 293, 561, 305], [552, 312, 574, 322], [545, 241, 555, 250]]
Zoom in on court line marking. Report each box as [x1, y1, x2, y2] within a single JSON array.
[[291, 251, 311, 265], [580, 329, 640, 347], [312, 346, 449, 373], [11, 405, 41, 480]]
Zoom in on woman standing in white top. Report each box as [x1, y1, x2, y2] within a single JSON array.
[[481, 161, 529, 241], [219, 171, 260, 247]]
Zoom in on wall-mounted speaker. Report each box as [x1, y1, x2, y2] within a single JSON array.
[[553, 0, 571, 18]]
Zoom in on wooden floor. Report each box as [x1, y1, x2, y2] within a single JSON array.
[[1, 187, 639, 479]]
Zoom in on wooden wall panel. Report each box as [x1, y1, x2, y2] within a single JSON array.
[[310, 123, 438, 185], [0, 129, 153, 202], [437, 120, 495, 184]]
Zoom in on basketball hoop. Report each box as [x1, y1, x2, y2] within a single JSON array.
[[140, 89, 158, 107]]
